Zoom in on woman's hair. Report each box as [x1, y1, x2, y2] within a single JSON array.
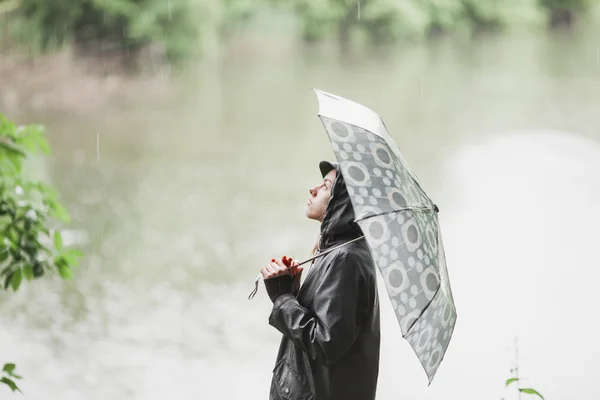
[[310, 234, 320, 257]]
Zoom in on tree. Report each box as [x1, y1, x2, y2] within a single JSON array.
[[0, 114, 82, 393], [276, 0, 594, 52], [2, 0, 264, 63]]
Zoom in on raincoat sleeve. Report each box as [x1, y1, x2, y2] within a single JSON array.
[[268, 251, 363, 365]]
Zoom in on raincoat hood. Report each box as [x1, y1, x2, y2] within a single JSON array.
[[319, 163, 362, 249]]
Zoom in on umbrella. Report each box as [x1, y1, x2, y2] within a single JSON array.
[[314, 89, 457, 383]]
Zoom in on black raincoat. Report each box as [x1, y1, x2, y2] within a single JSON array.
[[266, 170, 381, 400]]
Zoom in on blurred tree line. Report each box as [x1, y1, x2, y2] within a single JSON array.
[[291, 0, 592, 47], [0, 0, 594, 63]]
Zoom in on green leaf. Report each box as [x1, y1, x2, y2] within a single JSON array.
[[49, 202, 70, 223], [3, 273, 12, 289], [10, 268, 22, 291], [7, 229, 19, 249], [0, 214, 12, 228], [0, 115, 17, 137], [57, 264, 72, 279], [19, 137, 36, 154], [53, 231, 63, 250], [22, 264, 34, 280], [2, 364, 15, 373], [1, 261, 16, 277], [36, 182, 58, 200], [506, 377, 520, 387], [6, 153, 22, 173], [62, 248, 83, 266], [0, 377, 21, 392], [20, 125, 49, 155], [67, 248, 83, 257], [0, 247, 9, 263], [520, 388, 544, 400]]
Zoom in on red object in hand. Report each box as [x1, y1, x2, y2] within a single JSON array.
[[282, 256, 301, 277]]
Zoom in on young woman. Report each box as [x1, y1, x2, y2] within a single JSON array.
[[261, 161, 380, 400]]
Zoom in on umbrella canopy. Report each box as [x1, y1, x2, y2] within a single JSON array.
[[314, 89, 457, 383]]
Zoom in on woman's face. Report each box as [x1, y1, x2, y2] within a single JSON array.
[[306, 169, 336, 222]]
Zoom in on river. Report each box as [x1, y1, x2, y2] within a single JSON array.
[[1, 21, 600, 400]]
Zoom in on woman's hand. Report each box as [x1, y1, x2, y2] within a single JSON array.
[[261, 258, 290, 280], [261, 256, 302, 279], [261, 256, 303, 302]]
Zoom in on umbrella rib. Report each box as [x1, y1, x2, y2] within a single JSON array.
[[391, 247, 440, 337], [402, 285, 441, 337], [296, 235, 366, 267], [392, 158, 431, 200], [356, 206, 436, 222], [248, 236, 366, 300], [374, 238, 443, 339]]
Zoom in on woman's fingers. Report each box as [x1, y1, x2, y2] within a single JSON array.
[[261, 261, 289, 279], [292, 267, 304, 282], [289, 261, 301, 276], [271, 260, 288, 271], [273, 260, 289, 274], [261, 257, 297, 280], [267, 263, 278, 274]]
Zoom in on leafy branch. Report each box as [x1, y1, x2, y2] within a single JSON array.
[[1, 113, 83, 393], [1, 363, 22, 393], [505, 337, 545, 400]]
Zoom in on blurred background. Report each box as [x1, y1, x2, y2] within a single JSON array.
[[1, 0, 600, 399]]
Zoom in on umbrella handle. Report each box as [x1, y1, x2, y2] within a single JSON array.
[[247, 235, 365, 300], [248, 274, 262, 300], [247, 265, 297, 300]]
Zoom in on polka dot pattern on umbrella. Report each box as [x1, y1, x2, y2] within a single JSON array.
[[319, 115, 457, 382]]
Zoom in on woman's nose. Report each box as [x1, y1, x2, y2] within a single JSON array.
[[309, 187, 317, 196]]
